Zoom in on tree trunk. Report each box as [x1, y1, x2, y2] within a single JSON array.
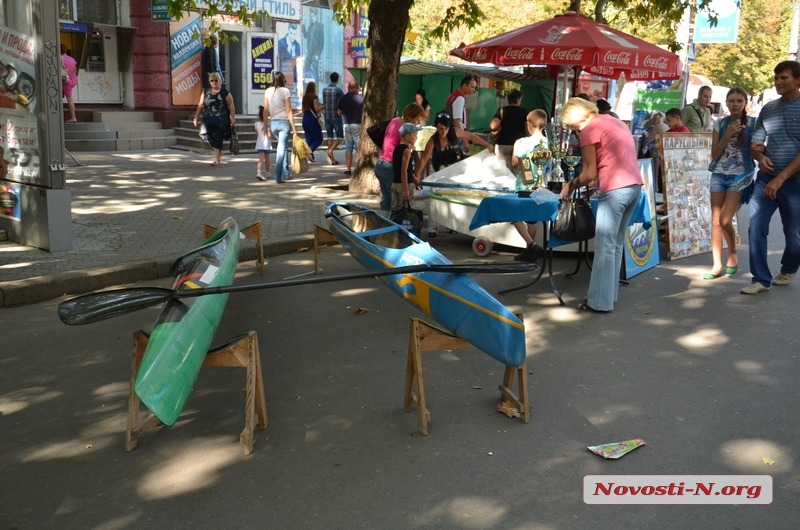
[[349, 0, 413, 194]]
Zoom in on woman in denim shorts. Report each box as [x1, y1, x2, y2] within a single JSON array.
[[705, 87, 756, 280]]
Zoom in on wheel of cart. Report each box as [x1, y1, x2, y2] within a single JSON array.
[[472, 236, 492, 257]]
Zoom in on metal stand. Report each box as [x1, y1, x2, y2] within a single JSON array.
[[498, 221, 564, 305], [64, 148, 82, 166]]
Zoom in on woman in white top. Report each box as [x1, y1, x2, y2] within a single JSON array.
[[263, 71, 298, 183]]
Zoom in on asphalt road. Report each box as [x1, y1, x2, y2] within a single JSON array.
[[2, 225, 798, 528]]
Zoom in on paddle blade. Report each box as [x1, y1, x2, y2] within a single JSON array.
[[58, 287, 176, 326]]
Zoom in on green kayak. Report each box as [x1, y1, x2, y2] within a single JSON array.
[[134, 218, 240, 426]]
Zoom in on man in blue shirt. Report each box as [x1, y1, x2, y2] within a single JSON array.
[[337, 80, 364, 176], [322, 72, 344, 165], [742, 60, 800, 294]]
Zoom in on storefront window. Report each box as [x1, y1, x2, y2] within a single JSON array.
[[78, 0, 117, 24], [59, 0, 74, 20], [60, 0, 117, 24]]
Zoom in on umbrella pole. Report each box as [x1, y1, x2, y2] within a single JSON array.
[[552, 66, 574, 124]]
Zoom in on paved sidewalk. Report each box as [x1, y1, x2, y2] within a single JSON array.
[[0, 149, 377, 306]]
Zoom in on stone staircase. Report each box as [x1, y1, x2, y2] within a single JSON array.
[[65, 111, 177, 152], [171, 115, 258, 154], [170, 113, 305, 154]]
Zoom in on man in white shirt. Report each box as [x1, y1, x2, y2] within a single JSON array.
[[445, 75, 477, 153]]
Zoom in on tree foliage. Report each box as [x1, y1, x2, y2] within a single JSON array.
[[692, 0, 792, 94], [167, 0, 268, 43]]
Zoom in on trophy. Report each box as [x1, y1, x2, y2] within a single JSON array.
[[528, 141, 552, 189], [545, 122, 571, 183], [563, 153, 582, 181]]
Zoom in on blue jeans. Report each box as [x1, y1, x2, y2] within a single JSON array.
[[747, 172, 800, 287], [269, 119, 292, 182], [588, 185, 642, 311], [374, 159, 394, 214]]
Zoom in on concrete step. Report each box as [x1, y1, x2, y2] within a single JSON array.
[[117, 129, 176, 139], [116, 137, 178, 151], [65, 122, 110, 133], [173, 136, 257, 153], [92, 110, 155, 123], [66, 130, 118, 141], [103, 121, 163, 132], [66, 139, 119, 151]]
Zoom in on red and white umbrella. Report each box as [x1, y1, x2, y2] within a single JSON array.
[[451, 12, 681, 81]]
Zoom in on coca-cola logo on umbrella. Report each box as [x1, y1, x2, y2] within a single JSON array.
[[603, 51, 632, 66], [539, 25, 570, 44], [643, 55, 670, 70], [504, 47, 536, 61], [549, 47, 585, 62], [450, 12, 681, 80]]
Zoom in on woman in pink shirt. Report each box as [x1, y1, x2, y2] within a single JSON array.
[[374, 103, 425, 215], [560, 97, 643, 312]]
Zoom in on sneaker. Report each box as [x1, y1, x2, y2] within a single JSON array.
[[773, 272, 795, 286], [529, 244, 543, 261], [513, 243, 543, 263], [256, 171, 267, 181], [741, 282, 769, 295]]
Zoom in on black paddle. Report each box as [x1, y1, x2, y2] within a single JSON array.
[[57, 263, 536, 326]]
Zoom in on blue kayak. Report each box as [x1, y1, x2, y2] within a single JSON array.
[[325, 202, 526, 366]]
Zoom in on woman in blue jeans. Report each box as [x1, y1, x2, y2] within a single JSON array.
[[560, 97, 643, 313], [374, 103, 426, 215], [263, 72, 298, 183]]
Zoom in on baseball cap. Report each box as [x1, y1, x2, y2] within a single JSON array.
[[399, 123, 422, 136]]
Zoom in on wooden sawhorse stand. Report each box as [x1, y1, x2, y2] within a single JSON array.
[[313, 224, 340, 275], [125, 330, 268, 455], [203, 221, 265, 275], [403, 314, 530, 435]]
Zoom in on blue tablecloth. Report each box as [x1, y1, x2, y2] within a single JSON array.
[[469, 191, 651, 248]]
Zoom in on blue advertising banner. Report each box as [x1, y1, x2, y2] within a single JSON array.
[[694, 0, 740, 44], [624, 159, 660, 277], [168, 13, 202, 105], [251, 36, 275, 90], [350, 36, 369, 59]]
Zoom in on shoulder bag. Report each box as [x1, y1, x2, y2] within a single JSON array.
[[229, 128, 240, 155], [553, 191, 595, 241], [366, 120, 391, 148], [290, 137, 309, 174]]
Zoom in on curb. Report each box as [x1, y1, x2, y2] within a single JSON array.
[[0, 234, 316, 308]]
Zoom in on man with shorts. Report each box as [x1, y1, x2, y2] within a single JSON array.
[[338, 80, 364, 176], [323, 72, 344, 164]]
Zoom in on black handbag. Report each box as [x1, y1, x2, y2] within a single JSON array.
[[390, 200, 423, 236], [366, 120, 391, 148], [553, 196, 595, 241], [229, 128, 240, 155]]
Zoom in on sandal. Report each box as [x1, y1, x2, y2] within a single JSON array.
[[577, 302, 609, 313]]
